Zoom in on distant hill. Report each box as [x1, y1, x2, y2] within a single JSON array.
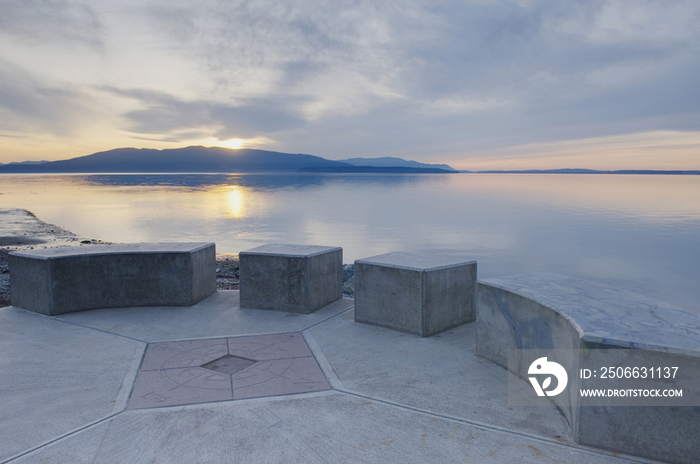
[[0, 147, 457, 174], [475, 168, 700, 175], [2, 150, 695, 175], [299, 166, 456, 173], [0, 160, 49, 167], [0, 147, 350, 173], [339, 156, 457, 172]]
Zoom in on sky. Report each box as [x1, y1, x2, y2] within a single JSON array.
[[1, 0, 699, 170]]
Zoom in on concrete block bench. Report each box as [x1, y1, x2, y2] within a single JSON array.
[[354, 252, 476, 337], [239, 244, 342, 313], [476, 273, 700, 464], [9, 243, 216, 315]]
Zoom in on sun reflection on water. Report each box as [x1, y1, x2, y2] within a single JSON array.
[[224, 185, 247, 219]]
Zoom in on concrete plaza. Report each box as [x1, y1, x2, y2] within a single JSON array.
[[0, 291, 665, 463]]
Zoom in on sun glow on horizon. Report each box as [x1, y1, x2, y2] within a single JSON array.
[[447, 130, 700, 171], [220, 138, 246, 149]]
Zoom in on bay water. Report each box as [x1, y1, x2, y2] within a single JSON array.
[[1, 173, 698, 313]]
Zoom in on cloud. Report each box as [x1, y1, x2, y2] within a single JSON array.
[[140, 2, 445, 104], [0, 59, 93, 135], [552, 0, 700, 46], [1, 0, 700, 166], [104, 87, 308, 141], [0, 0, 103, 49]]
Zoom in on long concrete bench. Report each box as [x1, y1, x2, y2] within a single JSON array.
[[476, 272, 700, 464], [9, 243, 216, 315], [239, 244, 342, 313], [354, 252, 476, 337]]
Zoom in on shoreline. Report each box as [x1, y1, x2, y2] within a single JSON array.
[[0, 209, 354, 307]]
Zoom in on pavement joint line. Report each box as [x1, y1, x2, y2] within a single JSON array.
[[0, 412, 124, 464], [226, 337, 234, 394], [138, 355, 314, 371], [3, 296, 353, 346], [148, 332, 288, 344], [110, 342, 148, 414], [129, 388, 340, 413], [11, 309, 143, 344], [7, 306, 151, 344], [143, 302, 353, 344], [149, 329, 318, 344], [302, 331, 345, 390], [300, 303, 354, 333], [333, 389, 662, 464]]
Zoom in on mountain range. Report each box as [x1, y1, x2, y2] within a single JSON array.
[[0, 147, 456, 174], [3, 149, 694, 175], [338, 157, 457, 172]]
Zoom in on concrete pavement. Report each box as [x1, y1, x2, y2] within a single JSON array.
[[0, 291, 665, 463]]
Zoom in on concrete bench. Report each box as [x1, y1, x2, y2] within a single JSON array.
[[239, 244, 342, 313], [476, 273, 700, 464], [354, 252, 476, 337], [9, 243, 216, 315]]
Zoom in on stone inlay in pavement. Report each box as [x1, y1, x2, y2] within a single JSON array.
[[201, 354, 257, 375], [128, 333, 330, 409]]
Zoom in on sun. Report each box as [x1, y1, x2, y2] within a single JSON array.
[[220, 138, 246, 149]]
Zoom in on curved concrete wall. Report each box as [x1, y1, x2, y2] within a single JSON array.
[[476, 280, 582, 432], [476, 273, 700, 464]]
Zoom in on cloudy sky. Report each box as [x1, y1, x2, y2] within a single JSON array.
[[1, 0, 699, 169]]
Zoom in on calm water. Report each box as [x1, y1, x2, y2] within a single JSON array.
[[1, 173, 699, 313]]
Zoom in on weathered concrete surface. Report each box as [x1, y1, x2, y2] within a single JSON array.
[[307, 308, 572, 441], [239, 244, 342, 313], [9, 243, 216, 315], [355, 252, 476, 336], [53, 291, 353, 342], [0, 308, 144, 462], [9, 394, 639, 464], [1, 290, 652, 464], [476, 273, 700, 464]]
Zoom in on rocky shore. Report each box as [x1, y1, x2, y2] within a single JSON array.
[[0, 209, 354, 307], [0, 209, 95, 307]]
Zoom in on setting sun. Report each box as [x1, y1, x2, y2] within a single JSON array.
[[220, 138, 246, 150]]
